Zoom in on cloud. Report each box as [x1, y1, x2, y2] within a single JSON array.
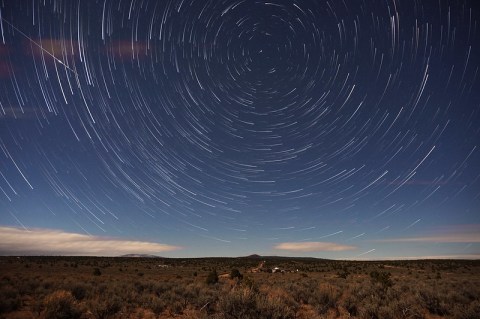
[[398, 254, 480, 260], [274, 241, 356, 252], [25, 38, 79, 62], [105, 40, 148, 60], [373, 225, 480, 243], [352, 254, 480, 260], [0, 107, 39, 120], [374, 235, 480, 243], [0, 226, 182, 256]]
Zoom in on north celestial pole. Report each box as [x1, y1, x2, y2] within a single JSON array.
[[0, 0, 479, 258]]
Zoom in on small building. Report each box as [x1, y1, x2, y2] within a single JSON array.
[[272, 267, 286, 273]]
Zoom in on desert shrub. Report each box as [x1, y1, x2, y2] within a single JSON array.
[[452, 300, 480, 319], [0, 286, 21, 313], [241, 276, 257, 291], [180, 283, 203, 307], [70, 284, 87, 300], [370, 271, 393, 291], [89, 296, 122, 319], [230, 268, 243, 280], [218, 287, 298, 319], [286, 280, 317, 304], [134, 281, 147, 293], [257, 295, 296, 319], [171, 300, 185, 314], [93, 268, 102, 276], [343, 294, 358, 317], [447, 282, 479, 305], [391, 293, 424, 319], [360, 297, 381, 319], [146, 296, 166, 315], [206, 269, 219, 285], [419, 288, 448, 316], [17, 278, 40, 294], [161, 289, 184, 309], [96, 283, 108, 295], [153, 282, 171, 296], [192, 284, 218, 309], [309, 283, 341, 314], [352, 283, 425, 319], [42, 290, 81, 319], [218, 288, 257, 319], [42, 280, 54, 290], [376, 303, 401, 319]]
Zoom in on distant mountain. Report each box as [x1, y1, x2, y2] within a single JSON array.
[[119, 254, 162, 258], [245, 254, 262, 258]]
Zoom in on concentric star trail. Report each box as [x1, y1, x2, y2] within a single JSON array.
[[0, 0, 479, 258]]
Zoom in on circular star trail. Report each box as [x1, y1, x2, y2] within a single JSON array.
[[0, 0, 479, 257]]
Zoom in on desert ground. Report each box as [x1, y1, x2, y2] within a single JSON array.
[[0, 256, 479, 318]]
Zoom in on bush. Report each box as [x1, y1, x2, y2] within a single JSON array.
[[257, 295, 297, 319], [206, 269, 218, 285], [89, 297, 121, 319], [370, 271, 393, 291], [42, 290, 81, 319], [71, 284, 87, 300], [309, 283, 341, 314], [93, 268, 102, 276], [452, 300, 480, 319], [0, 286, 21, 313], [419, 289, 448, 316], [219, 288, 296, 319], [147, 296, 166, 315], [218, 288, 257, 319], [171, 300, 185, 314], [242, 276, 257, 291], [230, 268, 243, 280], [343, 295, 358, 316]]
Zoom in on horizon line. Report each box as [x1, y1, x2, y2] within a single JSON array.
[[1, 254, 479, 261]]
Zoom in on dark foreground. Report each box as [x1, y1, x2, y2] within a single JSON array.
[[0, 256, 479, 318]]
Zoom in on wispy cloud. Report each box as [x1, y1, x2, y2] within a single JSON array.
[[373, 225, 480, 243], [353, 254, 480, 260], [274, 241, 356, 252], [105, 40, 148, 60], [0, 226, 182, 256], [0, 106, 39, 120], [374, 235, 480, 243], [26, 38, 78, 59]]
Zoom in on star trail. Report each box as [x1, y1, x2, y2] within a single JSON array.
[[0, 0, 479, 258]]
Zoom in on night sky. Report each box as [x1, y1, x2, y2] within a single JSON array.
[[0, 0, 479, 259]]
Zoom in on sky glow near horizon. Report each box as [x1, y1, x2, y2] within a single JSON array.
[[0, 0, 479, 259]]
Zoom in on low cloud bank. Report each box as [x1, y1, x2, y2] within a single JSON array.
[[275, 241, 356, 252], [0, 226, 181, 256]]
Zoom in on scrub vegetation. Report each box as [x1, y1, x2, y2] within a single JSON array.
[[0, 256, 479, 318]]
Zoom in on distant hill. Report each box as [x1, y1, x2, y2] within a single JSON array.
[[119, 254, 162, 258]]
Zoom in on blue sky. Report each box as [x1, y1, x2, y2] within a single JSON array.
[[0, 0, 479, 259]]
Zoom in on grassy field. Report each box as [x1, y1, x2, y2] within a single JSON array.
[[0, 256, 479, 318]]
